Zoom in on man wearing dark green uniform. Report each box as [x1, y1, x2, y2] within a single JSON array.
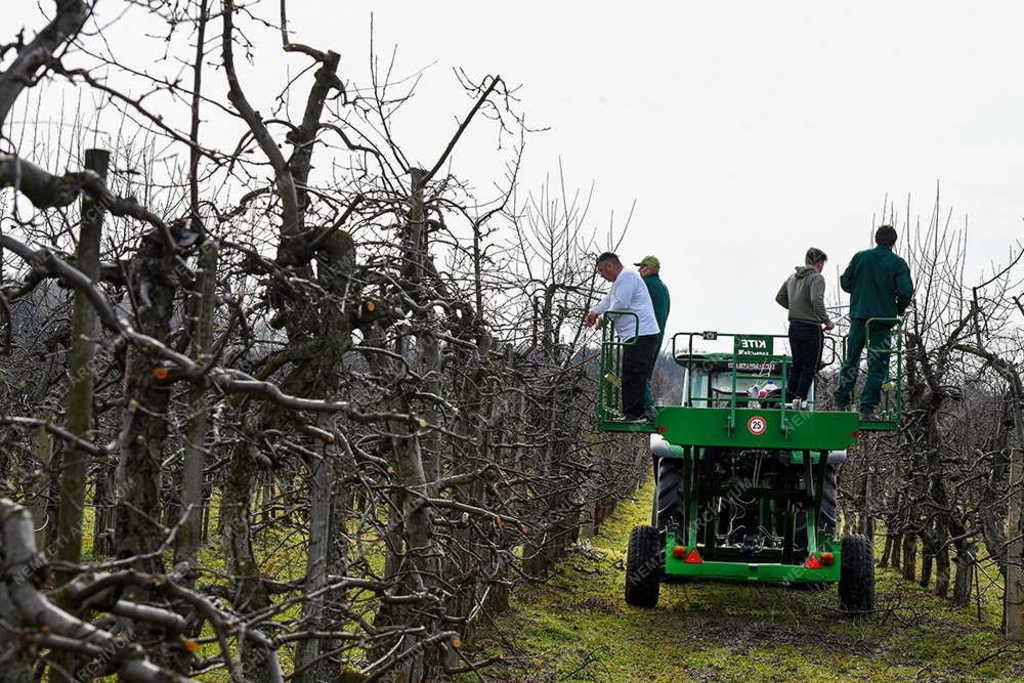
[[835, 225, 914, 419], [636, 256, 671, 416]]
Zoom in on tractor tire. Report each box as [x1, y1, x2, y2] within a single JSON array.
[[839, 534, 875, 614], [625, 525, 662, 608], [819, 464, 838, 535], [652, 458, 684, 529]]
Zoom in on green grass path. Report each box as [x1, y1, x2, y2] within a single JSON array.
[[468, 479, 1024, 682]]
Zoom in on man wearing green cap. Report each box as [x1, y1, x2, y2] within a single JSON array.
[[636, 256, 671, 415]]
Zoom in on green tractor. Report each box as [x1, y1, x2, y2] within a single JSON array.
[[597, 313, 902, 612]]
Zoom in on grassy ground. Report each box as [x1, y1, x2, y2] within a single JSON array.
[[466, 479, 1024, 682]]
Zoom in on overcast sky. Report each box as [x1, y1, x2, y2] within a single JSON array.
[[8, 1, 1024, 342]]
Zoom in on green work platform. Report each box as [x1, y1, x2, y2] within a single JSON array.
[[598, 317, 899, 613]]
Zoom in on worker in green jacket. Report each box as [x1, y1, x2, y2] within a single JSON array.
[[834, 225, 914, 419], [636, 256, 671, 416]]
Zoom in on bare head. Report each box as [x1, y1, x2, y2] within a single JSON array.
[[875, 224, 898, 248], [595, 252, 623, 282], [805, 247, 828, 273]]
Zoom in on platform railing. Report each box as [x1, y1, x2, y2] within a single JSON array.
[[597, 311, 639, 423], [850, 316, 904, 428], [670, 332, 794, 427], [669, 325, 904, 431], [598, 321, 904, 432]]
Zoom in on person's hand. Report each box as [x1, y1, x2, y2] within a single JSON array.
[[823, 321, 835, 332], [585, 312, 599, 328]]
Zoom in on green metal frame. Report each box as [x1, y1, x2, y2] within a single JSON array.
[[855, 317, 904, 431], [656, 445, 841, 582], [598, 319, 904, 585], [596, 322, 904, 435], [656, 406, 859, 450], [597, 311, 656, 432], [674, 330, 840, 410], [664, 544, 841, 583]]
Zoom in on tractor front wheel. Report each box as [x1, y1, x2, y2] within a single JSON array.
[[838, 534, 875, 614], [625, 525, 662, 608]]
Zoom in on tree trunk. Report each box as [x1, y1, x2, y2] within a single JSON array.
[[91, 462, 115, 556], [114, 228, 175, 573], [880, 525, 896, 569], [293, 434, 334, 683], [29, 422, 53, 549], [291, 206, 354, 683], [1005, 443, 1024, 638], [953, 545, 975, 607], [49, 148, 107, 681], [901, 532, 917, 582], [920, 520, 936, 590], [369, 168, 446, 681], [220, 439, 276, 682], [920, 547, 933, 589], [879, 535, 891, 569], [935, 537, 950, 598], [372, 429, 439, 682], [54, 148, 108, 568], [174, 238, 218, 570], [884, 493, 902, 570], [109, 226, 179, 673]]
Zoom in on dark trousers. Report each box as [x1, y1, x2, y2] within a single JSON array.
[[786, 320, 823, 402], [642, 333, 664, 410], [622, 334, 659, 418], [836, 318, 893, 410]]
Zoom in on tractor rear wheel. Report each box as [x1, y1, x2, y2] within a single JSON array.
[[625, 525, 662, 608], [652, 458, 684, 529], [839, 534, 875, 614]]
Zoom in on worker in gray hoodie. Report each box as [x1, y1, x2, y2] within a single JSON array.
[[775, 247, 834, 409]]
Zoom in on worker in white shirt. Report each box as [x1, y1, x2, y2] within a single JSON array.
[[585, 252, 661, 422]]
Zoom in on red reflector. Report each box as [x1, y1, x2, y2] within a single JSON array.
[[820, 552, 834, 566], [851, 431, 860, 438], [657, 425, 667, 433], [685, 549, 703, 564], [672, 545, 686, 559], [804, 555, 823, 569]]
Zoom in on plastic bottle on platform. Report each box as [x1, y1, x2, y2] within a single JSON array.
[[748, 383, 760, 408]]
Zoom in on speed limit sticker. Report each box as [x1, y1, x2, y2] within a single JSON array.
[[747, 415, 768, 436]]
